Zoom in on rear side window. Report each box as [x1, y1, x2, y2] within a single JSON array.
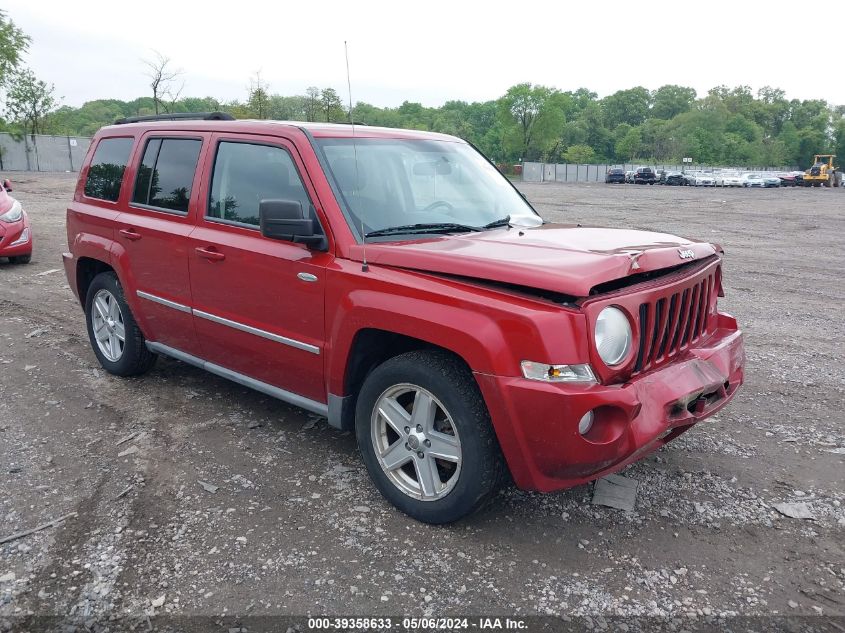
[[207, 141, 313, 227], [84, 137, 134, 201], [132, 138, 202, 214]]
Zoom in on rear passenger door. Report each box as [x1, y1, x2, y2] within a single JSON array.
[[114, 132, 208, 356], [188, 134, 329, 403]]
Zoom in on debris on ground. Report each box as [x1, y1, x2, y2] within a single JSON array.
[[198, 481, 219, 494], [0, 512, 78, 545], [772, 502, 815, 520], [117, 446, 139, 458], [592, 474, 639, 512]]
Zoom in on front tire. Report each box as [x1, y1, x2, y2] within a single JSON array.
[[85, 271, 156, 376], [355, 350, 505, 524], [9, 254, 31, 264]]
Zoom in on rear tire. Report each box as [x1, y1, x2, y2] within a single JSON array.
[[85, 271, 156, 376], [9, 254, 31, 264], [355, 350, 505, 524]]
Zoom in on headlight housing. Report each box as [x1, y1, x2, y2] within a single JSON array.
[[595, 306, 632, 366], [0, 200, 23, 223]]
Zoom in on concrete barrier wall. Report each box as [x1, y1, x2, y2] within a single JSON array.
[[0, 133, 92, 172]]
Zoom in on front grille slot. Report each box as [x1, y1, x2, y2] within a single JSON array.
[[633, 269, 717, 375]]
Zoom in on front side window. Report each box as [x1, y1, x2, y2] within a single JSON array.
[[315, 138, 541, 239], [84, 137, 134, 202], [207, 141, 313, 227], [132, 138, 202, 213]]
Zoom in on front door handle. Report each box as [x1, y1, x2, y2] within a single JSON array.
[[119, 228, 142, 241], [195, 246, 225, 262]]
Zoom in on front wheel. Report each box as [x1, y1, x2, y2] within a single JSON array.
[[85, 271, 156, 376], [355, 350, 505, 524], [9, 254, 31, 264]]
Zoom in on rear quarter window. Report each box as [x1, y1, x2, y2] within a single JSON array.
[[84, 137, 134, 202]]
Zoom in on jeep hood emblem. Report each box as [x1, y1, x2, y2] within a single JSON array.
[[678, 248, 695, 260]]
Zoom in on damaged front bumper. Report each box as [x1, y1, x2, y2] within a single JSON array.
[[475, 313, 745, 492]]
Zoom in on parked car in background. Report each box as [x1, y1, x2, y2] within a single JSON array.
[[682, 171, 698, 186], [777, 172, 800, 186], [605, 168, 626, 184], [0, 178, 32, 264], [625, 170, 635, 183], [664, 171, 685, 186], [761, 174, 781, 188], [716, 172, 743, 187], [691, 173, 716, 187], [633, 167, 656, 184], [741, 174, 765, 188], [655, 169, 667, 184]]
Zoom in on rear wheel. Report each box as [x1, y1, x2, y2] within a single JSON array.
[[85, 272, 156, 376], [356, 350, 505, 524]]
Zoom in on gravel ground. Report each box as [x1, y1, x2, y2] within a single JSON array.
[[0, 174, 843, 631]]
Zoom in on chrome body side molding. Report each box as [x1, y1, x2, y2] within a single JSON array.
[[136, 290, 320, 355], [136, 290, 191, 314]]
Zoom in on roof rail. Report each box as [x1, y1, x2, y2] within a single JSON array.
[[114, 112, 235, 125]]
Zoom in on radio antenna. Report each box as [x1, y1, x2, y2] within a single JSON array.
[[345, 40, 367, 272]]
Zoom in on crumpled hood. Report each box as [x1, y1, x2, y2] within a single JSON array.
[[349, 224, 717, 297]]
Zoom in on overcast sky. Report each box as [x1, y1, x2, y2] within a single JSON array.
[[7, 0, 843, 109]]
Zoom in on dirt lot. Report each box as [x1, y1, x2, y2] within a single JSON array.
[[1, 173, 843, 631]]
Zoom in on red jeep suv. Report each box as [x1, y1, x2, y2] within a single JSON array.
[[63, 113, 745, 523]]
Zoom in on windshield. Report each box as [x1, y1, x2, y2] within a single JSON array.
[[315, 138, 541, 239]]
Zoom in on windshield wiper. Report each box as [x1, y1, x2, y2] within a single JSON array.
[[365, 222, 481, 238], [482, 215, 511, 229], [364, 216, 512, 239]]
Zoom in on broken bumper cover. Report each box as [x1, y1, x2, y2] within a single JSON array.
[[476, 313, 745, 492]]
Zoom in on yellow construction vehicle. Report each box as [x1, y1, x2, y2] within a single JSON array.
[[803, 154, 841, 187]]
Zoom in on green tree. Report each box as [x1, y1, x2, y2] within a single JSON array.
[[5, 67, 57, 135], [320, 88, 345, 123], [497, 83, 566, 161], [562, 144, 595, 164], [651, 85, 696, 120], [247, 71, 270, 119], [615, 127, 642, 161], [304, 87, 320, 122], [0, 10, 30, 89], [601, 86, 651, 127]]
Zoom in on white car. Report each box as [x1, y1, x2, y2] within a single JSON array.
[[716, 172, 743, 187], [692, 173, 716, 187], [741, 174, 765, 188]]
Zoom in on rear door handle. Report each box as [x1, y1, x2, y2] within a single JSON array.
[[119, 228, 142, 241], [195, 246, 226, 262]]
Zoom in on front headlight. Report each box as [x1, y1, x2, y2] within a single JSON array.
[[595, 306, 632, 366], [0, 200, 23, 223]]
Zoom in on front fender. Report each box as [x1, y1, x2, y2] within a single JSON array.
[[324, 260, 589, 397]]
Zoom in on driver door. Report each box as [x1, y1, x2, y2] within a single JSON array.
[[188, 133, 331, 403]]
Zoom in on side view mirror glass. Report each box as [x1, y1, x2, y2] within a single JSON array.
[[2, 179, 12, 192]]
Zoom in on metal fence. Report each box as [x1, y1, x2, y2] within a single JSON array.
[[0, 133, 91, 172], [522, 162, 794, 183]]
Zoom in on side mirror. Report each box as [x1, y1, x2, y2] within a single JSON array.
[[2, 179, 11, 192], [259, 199, 325, 248]]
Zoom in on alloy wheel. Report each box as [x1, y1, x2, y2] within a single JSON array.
[[370, 383, 462, 501], [91, 289, 126, 362]]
